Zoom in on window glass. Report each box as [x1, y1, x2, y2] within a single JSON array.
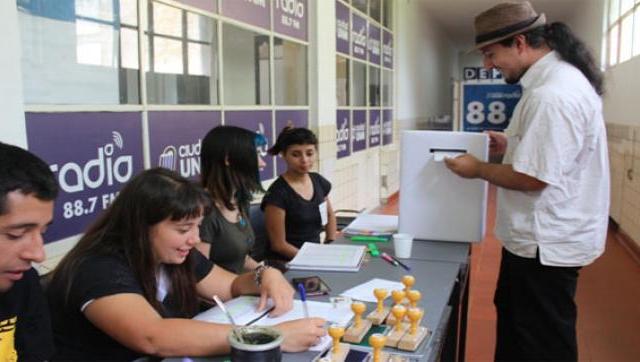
[[634, 7, 640, 56], [610, 0, 620, 25], [18, 0, 139, 104], [621, 0, 634, 13], [146, 1, 219, 104], [352, 0, 368, 15], [369, 0, 381, 23], [274, 38, 308, 105], [337, 56, 350, 106], [352, 61, 367, 106], [382, 0, 393, 29], [382, 69, 392, 106], [223, 24, 270, 105], [609, 24, 619, 66], [368, 66, 380, 106], [620, 14, 633, 62]]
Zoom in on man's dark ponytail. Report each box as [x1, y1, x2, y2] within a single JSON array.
[[540, 23, 605, 95]]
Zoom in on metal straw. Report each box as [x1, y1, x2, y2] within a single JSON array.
[[213, 295, 245, 344]]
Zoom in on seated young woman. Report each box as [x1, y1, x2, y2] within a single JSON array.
[[46, 168, 326, 360], [196, 126, 266, 274], [261, 127, 337, 260]]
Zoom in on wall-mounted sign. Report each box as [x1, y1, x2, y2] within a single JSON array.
[[352, 110, 367, 152], [352, 13, 367, 61], [368, 109, 381, 147], [275, 110, 308, 175], [26, 112, 144, 242], [176, 0, 218, 13], [224, 110, 274, 180], [274, 0, 307, 41], [221, 0, 270, 30], [368, 23, 381, 64], [382, 30, 393, 69], [336, 0, 350, 55], [149, 111, 221, 181], [463, 67, 503, 81], [383, 109, 393, 145], [461, 83, 521, 132], [336, 109, 351, 159]]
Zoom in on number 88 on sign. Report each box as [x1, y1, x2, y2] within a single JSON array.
[[461, 83, 522, 132]]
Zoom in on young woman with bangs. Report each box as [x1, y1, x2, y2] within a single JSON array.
[[46, 168, 326, 360]]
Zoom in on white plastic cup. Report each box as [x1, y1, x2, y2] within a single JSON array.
[[393, 233, 414, 259]]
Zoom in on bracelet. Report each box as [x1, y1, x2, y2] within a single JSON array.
[[253, 264, 271, 287]]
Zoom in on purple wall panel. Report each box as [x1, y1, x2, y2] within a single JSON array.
[[26, 112, 144, 242]]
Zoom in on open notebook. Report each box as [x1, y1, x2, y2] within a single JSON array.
[[287, 243, 367, 272]]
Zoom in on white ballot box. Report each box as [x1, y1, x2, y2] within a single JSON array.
[[399, 130, 489, 243]]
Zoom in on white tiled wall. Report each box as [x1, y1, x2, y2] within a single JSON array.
[[607, 123, 640, 248]]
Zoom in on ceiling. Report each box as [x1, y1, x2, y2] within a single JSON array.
[[420, 0, 587, 49]]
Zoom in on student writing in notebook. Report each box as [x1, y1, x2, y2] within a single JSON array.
[[261, 127, 337, 260], [46, 168, 326, 360]]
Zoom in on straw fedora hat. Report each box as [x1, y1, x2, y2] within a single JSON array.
[[472, 1, 546, 51]]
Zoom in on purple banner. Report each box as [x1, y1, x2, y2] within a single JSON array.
[[149, 111, 221, 181], [368, 109, 381, 147], [383, 30, 393, 68], [175, 0, 218, 13], [383, 109, 393, 145], [224, 110, 274, 180], [336, 1, 350, 55], [336, 109, 351, 159], [221, 0, 270, 30], [26, 112, 144, 242], [275, 110, 308, 175], [352, 110, 367, 152], [368, 23, 381, 64], [352, 13, 367, 61], [274, 0, 307, 41]]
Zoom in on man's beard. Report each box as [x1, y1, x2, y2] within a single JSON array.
[[503, 67, 527, 84]]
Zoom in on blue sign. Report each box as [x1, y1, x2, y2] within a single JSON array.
[[462, 83, 522, 132]]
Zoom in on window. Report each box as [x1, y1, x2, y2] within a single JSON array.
[[368, 65, 380, 106], [337, 56, 350, 106], [146, 1, 219, 105], [222, 24, 270, 105], [604, 0, 640, 67], [352, 61, 367, 106], [18, 0, 140, 104], [274, 38, 308, 105]]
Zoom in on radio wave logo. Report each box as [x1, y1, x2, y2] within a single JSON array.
[[112, 131, 124, 149], [158, 146, 178, 171]]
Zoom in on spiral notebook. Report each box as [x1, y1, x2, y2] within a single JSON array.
[[287, 243, 366, 272]]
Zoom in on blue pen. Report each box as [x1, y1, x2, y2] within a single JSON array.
[[297, 283, 310, 318]]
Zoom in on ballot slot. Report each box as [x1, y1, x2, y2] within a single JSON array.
[[429, 148, 467, 162]]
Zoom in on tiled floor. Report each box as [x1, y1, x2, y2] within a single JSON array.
[[380, 188, 640, 361]]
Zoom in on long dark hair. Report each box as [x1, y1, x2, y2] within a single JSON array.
[[200, 126, 264, 212], [267, 127, 318, 156], [50, 168, 211, 317], [501, 22, 604, 95]]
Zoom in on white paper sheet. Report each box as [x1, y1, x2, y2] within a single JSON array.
[[342, 214, 398, 236], [338, 278, 406, 303], [194, 296, 354, 352]]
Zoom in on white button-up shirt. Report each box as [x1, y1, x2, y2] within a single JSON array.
[[495, 51, 610, 267]]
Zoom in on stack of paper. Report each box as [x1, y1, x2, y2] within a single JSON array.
[[287, 243, 366, 272], [342, 214, 398, 237]]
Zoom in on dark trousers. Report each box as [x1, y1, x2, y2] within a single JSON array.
[[494, 248, 581, 362]]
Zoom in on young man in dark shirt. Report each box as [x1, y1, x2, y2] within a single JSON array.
[[0, 142, 58, 361]]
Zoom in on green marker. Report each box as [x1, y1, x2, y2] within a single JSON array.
[[350, 235, 389, 242], [367, 243, 380, 257]]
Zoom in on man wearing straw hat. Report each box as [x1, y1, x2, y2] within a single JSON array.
[[445, 1, 609, 360]]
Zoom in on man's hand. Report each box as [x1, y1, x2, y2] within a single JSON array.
[[486, 131, 507, 156], [444, 154, 482, 179]]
